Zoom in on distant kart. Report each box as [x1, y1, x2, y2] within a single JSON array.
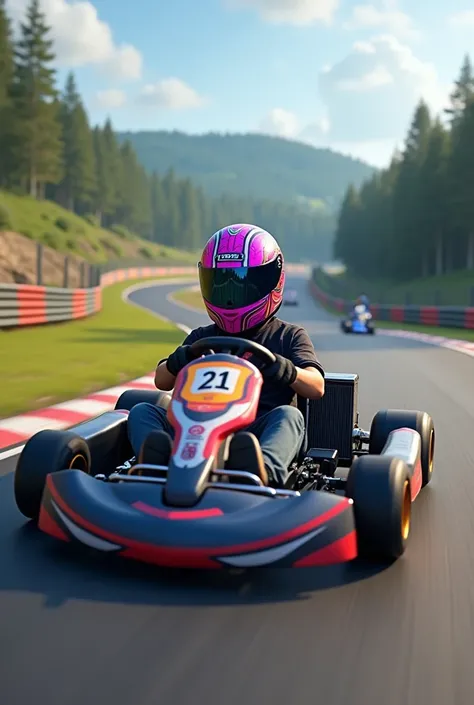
[[341, 305, 375, 334], [14, 337, 434, 570], [283, 289, 298, 306]]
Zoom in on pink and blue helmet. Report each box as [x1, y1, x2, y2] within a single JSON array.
[[198, 224, 285, 334]]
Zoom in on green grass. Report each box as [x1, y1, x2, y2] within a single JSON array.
[[0, 190, 198, 265], [171, 285, 205, 310], [313, 268, 474, 307], [0, 278, 190, 418]]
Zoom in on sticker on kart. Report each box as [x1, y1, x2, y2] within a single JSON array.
[[180, 361, 253, 406]]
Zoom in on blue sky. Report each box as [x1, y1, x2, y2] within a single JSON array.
[[6, 0, 474, 166]]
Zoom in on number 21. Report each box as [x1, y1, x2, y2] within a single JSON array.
[[197, 370, 230, 390]]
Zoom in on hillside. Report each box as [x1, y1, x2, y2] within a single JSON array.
[[0, 191, 196, 285], [116, 132, 376, 208]]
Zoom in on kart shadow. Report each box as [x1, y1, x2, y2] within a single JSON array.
[[0, 519, 390, 609]]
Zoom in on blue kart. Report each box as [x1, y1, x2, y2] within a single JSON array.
[[341, 305, 375, 335]]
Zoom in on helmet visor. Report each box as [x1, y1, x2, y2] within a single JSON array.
[[199, 258, 282, 310]]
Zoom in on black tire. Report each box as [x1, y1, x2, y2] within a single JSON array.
[[14, 430, 91, 520], [369, 409, 434, 487], [115, 389, 171, 411], [346, 455, 411, 559]]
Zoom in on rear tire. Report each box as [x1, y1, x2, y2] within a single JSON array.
[[115, 389, 171, 412], [14, 430, 91, 520], [369, 409, 434, 487], [346, 455, 411, 559]]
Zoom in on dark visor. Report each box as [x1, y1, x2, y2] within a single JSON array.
[[199, 258, 282, 310]]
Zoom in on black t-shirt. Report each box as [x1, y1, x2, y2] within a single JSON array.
[[181, 317, 325, 416]]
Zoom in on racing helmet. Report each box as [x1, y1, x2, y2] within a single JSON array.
[[360, 294, 369, 306], [198, 224, 285, 334]]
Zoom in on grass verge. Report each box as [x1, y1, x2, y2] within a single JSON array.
[[171, 285, 204, 311], [0, 189, 198, 265], [0, 278, 191, 418]]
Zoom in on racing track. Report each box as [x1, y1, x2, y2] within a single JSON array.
[[2, 276, 474, 705]]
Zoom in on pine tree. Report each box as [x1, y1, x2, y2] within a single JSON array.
[[0, 0, 12, 107], [10, 0, 63, 196], [447, 101, 474, 269], [0, 0, 13, 184], [161, 169, 181, 246], [57, 72, 96, 212], [179, 178, 201, 250], [92, 122, 120, 225], [445, 54, 474, 127], [418, 120, 451, 275], [114, 140, 152, 236], [392, 101, 432, 277]]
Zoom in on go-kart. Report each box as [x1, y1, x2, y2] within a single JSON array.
[[341, 305, 375, 334], [14, 337, 435, 569]]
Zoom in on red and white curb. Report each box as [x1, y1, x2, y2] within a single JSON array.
[[0, 373, 160, 458], [378, 328, 474, 358], [0, 278, 196, 459]]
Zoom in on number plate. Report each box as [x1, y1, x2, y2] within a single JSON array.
[[180, 361, 252, 405]]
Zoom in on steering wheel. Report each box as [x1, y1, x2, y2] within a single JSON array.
[[189, 336, 276, 369]]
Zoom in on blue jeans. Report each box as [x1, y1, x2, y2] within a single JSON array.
[[127, 403, 305, 486]]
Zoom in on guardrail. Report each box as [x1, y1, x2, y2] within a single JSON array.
[[309, 277, 474, 330], [1, 266, 195, 330], [0, 262, 311, 330]]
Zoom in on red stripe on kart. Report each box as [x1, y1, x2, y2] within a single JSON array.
[[38, 505, 70, 541], [293, 531, 358, 566], [132, 501, 223, 520], [47, 475, 351, 559]]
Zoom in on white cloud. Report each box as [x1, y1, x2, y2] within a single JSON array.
[[345, 1, 419, 41], [226, 0, 338, 25], [95, 89, 127, 109], [6, 0, 142, 81], [318, 35, 447, 142], [258, 110, 331, 143], [448, 11, 474, 27], [258, 108, 300, 138], [335, 65, 393, 91], [139, 79, 206, 110]]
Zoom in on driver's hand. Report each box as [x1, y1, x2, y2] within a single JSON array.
[[166, 345, 197, 377], [262, 354, 297, 386]]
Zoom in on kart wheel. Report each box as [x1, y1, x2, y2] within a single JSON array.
[[14, 430, 91, 520], [369, 409, 434, 487], [346, 455, 411, 559], [115, 389, 171, 411]]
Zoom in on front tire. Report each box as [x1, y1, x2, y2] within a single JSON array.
[[14, 430, 91, 520], [369, 409, 434, 487], [346, 455, 411, 559]]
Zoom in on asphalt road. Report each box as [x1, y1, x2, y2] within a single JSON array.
[[2, 276, 474, 705]]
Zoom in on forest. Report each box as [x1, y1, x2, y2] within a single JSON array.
[[117, 130, 375, 207], [335, 55, 474, 282], [0, 0, 338, 261]]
